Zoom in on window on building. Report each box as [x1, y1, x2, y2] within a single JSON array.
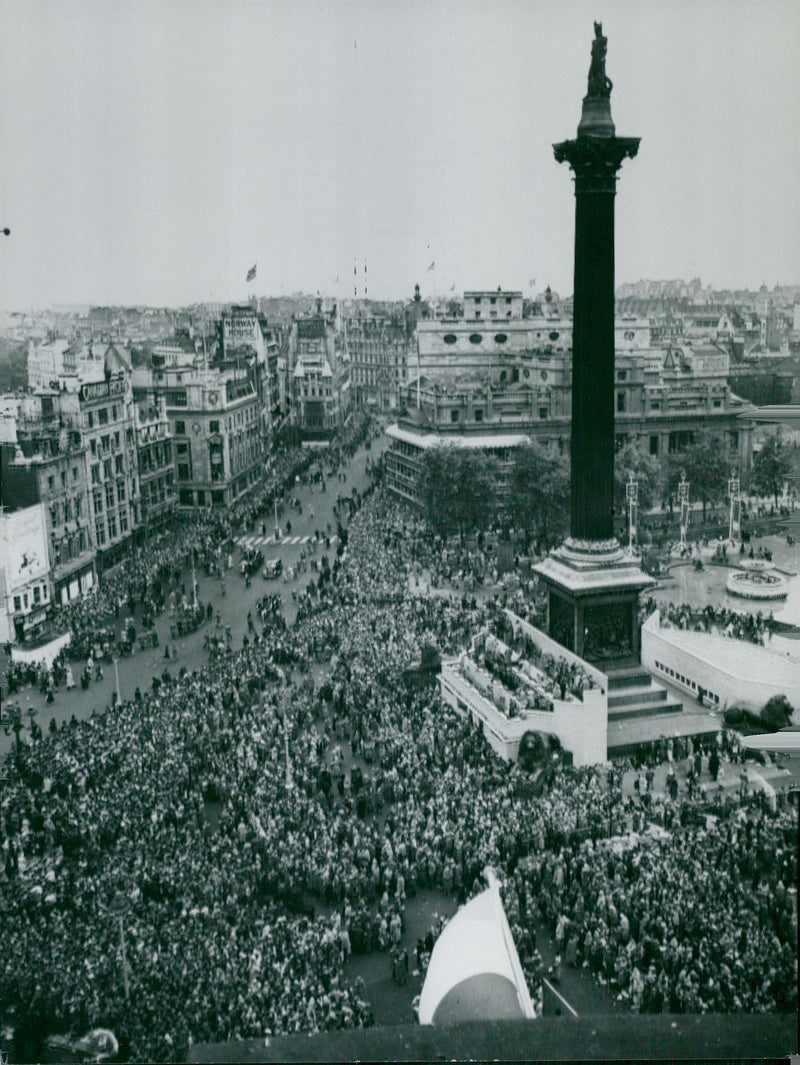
[[713, 399, 722, 408], [98, 408, 109, 426], [64, 499, 71, 521], [103, 459, 112, 479], [33, 586, 41, 604], [450, 410, 459, 423], [60, 471, 67, 487], [115, 455, 123, 473], [539, 406, 548, 419], [649, 435, 659, 456], [196, 490, 205, 506], [178, 464, 191, 480], [119, 510, 128, 533], [48, 475, 55, 491], [113, 431, 120, 449], [616, 392, 626, 413], [108, 514, 117, 539], [13, 596, 21, 613], [117, 480, 126, 502], [617, 370, 628, 380], [90, 439, 97, 456], [95, 523, 105, 546], [72, 466, 78, 481], [112, 405, 118, 420], [93, 489, 103, 513], [651, 401, 661, 411], [474, 410, 484, 422], [210, 420, 220, 433], [175, 420, 185, 435], [105, 484, 115, 509], [87, 411, 94, 429]]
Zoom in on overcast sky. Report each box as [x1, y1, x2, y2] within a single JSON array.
[[1, 0, 798, 309]]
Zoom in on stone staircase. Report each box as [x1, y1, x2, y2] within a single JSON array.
[[604, 662, 722, 757], [606, 664, 683, 723]]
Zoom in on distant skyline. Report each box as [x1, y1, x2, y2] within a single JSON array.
[[1, 0, 799, 310]]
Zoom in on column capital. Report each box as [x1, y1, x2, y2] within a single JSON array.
[[554, 135, 640, 191]]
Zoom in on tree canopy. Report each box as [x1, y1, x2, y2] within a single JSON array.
[[418, 445, 500, 538], [667, 430, 733, 521], [614, 441, 663, 512], [750, 433, 795, 507], [509, 442, 570, 548]]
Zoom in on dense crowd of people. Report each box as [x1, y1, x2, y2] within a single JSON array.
[[0, 442, 796, 1060], [645, 598, 774, 646]]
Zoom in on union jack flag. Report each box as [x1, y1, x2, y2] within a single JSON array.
[[246, 263, 257, 282]]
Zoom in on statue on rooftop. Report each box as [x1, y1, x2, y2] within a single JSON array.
[[587, 21, 613, 98]]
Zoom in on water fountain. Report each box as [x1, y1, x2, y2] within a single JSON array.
[[726, 559, 789, 601]]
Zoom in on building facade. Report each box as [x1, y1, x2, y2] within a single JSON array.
[[288, 313, 350, 440], [1, 391, 96, 605], [80, 367, 141, 567], [386, 338, 755, 509], [151, 364, 264, 511], [0, 503, 53, 643], [343, 313, 411, 412], [135, 395, 177, 534]]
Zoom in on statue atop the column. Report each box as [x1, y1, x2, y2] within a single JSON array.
[[587, 21, 612, 98]]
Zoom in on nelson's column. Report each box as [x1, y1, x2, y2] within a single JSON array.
[[534, 23, 654, 666]]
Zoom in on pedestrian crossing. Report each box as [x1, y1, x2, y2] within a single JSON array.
[[235, 533, 337, 549]]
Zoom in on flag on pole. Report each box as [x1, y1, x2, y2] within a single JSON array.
[[246, 264, 257, 283], [427, 261, 435, 272], [450, 284, 456, 292]]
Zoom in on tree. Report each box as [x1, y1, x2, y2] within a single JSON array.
[[418, 445, 500, 539], [614, 441, 663, 512], [510, 443, 570, 548], [667, 430, 732, 522], [750, 433, 794, 508]]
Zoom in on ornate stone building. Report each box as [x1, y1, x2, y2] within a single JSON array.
[[1, 390, 96, 605]]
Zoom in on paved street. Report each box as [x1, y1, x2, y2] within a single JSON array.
[[0, 431, 391, 758]]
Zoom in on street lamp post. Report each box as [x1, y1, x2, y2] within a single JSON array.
[[113, 657, 121, 705], [626, 473, 638, 556], [678, 472, 690, 551], [728, 470, 740, 545]]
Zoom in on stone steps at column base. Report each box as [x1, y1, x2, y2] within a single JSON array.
[[607, 698, 684, 721], [606, 710, 723, 758]]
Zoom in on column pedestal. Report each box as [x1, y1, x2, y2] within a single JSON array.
[[533, 538, 654, 667]]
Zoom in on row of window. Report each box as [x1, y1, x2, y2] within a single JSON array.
[[94, 507, 130, 546], [652, 660, 720, 706], [52, 530, 88, 565], [47, 466, 81, 491], [86, 404, 123, 429], [50, 497, 82, 524], [13, 583, 49, 613]]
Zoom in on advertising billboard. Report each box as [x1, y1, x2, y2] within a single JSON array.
[[2, 503, 50, 593]]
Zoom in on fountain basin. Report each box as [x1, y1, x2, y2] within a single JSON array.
[[727, 562, 788, 601]]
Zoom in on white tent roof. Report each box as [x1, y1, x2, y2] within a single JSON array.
[[418, 869, 535, 1026]]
